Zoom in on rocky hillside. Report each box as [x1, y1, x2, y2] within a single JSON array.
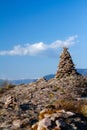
[[0, 48, 87, 130]]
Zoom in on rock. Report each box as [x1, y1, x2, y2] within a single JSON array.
[[31, 108, 75, 130], [36, 78, 47, 86], [12, 119, 21, 128], [31, 107, 87, 130], [21, 118, 30, 128], [4, 96, 17, 109], [1, 121, 11, 128], [0, 101, 4, 109]]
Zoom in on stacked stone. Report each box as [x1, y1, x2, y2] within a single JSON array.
[[55, 47, 79, 78]]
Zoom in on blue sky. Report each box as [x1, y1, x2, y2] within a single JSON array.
[[0, 0, 87, 79]]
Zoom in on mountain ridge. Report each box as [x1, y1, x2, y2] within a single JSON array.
[[0, 69, 87, 85]]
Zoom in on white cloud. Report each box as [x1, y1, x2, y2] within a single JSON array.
[[50, 35, 78, 49], [0, 35, 78, 56]]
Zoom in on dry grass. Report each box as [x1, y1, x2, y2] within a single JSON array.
[[54, 99, 87, 117], [0, 84, 15, 95]]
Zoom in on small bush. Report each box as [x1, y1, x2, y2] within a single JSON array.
[[0, 83, 15, 95], [5, 84, 15, 90]]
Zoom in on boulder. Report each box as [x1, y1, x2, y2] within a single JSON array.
[[12, 119, 21, 129], [31, 108, 75, 130], [4, 96, 17, 109]]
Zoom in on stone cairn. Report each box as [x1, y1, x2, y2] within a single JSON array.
[[55, 47, 80, 78]]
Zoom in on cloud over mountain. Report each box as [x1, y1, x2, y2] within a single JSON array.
[[0, 35, 78, 56]]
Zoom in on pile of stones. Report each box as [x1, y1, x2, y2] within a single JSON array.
[[55, 48, 80, 78]]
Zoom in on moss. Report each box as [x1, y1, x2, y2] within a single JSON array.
[[49, 93, 54, 98]]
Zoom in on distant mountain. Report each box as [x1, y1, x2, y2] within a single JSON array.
[[0, 69, 87, 86], [9, 79, 37, 85], [0, 79, 37, 86], [77, 69, 87, 76], [0, 79, 4, 82], [0, 79, 5, 86], [44, 74, 54, 80], [44, 69, 87, 80]]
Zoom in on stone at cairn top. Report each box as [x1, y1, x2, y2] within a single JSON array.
[[55, 47, 80, 78]]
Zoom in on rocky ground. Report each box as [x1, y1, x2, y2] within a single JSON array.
[[0, 75, 87, 130]]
